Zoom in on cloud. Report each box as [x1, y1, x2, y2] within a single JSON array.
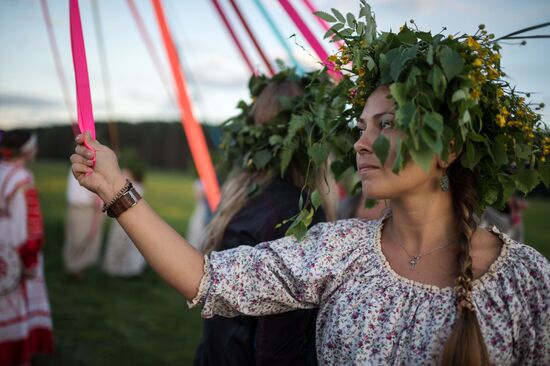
[[0, 93, 60, 108]]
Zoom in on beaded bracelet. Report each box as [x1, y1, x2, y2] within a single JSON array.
[[102, 179, 131, 213]]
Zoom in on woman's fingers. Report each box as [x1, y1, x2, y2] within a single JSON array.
[[70, 153, 94, 166], [72, 162, 92, 176], [74, 144, 94, 159]]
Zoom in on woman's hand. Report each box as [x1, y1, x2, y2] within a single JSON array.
[[70, 132, 126, 204]]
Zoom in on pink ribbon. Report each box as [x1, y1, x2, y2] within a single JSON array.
[[278, 0, 341, 80], [70, 0, 96, 162]]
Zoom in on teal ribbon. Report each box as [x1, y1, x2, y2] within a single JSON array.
[[252, 0, 304, 73]]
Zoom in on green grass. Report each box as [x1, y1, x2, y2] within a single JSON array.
[[523, 198, 550, 259], [29, 160, 549, 365], [32, 160, 203, 366]]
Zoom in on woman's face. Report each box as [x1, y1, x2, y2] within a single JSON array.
[[354, 85, 441, 200]]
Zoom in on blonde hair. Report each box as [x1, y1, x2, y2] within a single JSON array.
[[201, 80, 337, 253]]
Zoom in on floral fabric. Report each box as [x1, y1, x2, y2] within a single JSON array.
[[190, 216, 550, 365]]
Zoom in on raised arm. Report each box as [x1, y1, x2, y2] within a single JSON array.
[[70, 133, 204, 300]]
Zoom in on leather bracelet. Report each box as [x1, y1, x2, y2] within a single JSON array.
[[102, 179, 131, 212], [106, 186, 142, 218]]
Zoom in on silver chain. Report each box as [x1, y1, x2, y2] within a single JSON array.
[[388, 222, 454, 270]]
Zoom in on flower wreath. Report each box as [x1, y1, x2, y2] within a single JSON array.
[[317, 1, 549, 211]]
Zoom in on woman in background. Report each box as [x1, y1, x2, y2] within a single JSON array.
[[194, 74, 338, 366], [0, 129, 53, 366]]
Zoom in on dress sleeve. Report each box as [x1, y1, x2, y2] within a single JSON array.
[[189, 219, 367, 318], [17, 187, 44, 270]]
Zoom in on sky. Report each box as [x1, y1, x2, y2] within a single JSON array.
[[0, 0, 549, 129]]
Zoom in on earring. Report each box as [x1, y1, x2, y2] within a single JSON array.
[[440, 174, 450, 192]]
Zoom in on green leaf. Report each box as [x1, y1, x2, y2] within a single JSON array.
[[324, 23, 344, 38], [391, 138, 406, 173], [389, 82, 408, 106], [366, 56, 376, 71], [331, 8, 346, 23], [438, 47, 464, 81], [409, 142, 433, 171], [451, 89, 468, 102], [426, 45, 434, 65], [422, 112, 444, 154], [461, 141, 483, 169], [269, 135, 283, 145], [423, 112, 444, 134], [314, 11, 336, 23], [515, 167, 539, 193], [309, 142, 329, 165], [365, 198, 378, 208], [311, 190, 321, 209], [538, 159, 549, 188], [346, 12, 356, 26], [373, 134, 390, 166], [253, 149, 271, 169], [395, 101, 416, 129], [427, 65, 447, 98]]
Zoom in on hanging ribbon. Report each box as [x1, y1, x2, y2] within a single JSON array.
[[70, 0, 96, 161], [40, 0, 77, 134], [211, 0, 255, 75], [278, 0, 341, 80], [252, 0, 303, 73], [227, 0, 274, 76], [90, 0, 120, 152], [126, 0, 176, 109], [301, 0, 344, 49], [152, 0, 220, 211]]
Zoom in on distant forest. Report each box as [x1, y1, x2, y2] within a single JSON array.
[[33, 121, 222, 172]]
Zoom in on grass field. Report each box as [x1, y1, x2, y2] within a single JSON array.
[[32, 160, 203, 366], [29, 160, 549, 365]]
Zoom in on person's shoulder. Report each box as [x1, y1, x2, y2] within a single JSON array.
[[492, 228, 550, 291], [305, 217, 380, 245]]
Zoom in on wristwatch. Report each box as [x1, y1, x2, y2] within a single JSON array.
[[106, 185, 142, 218]]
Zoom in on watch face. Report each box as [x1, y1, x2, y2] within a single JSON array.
[[0, 244, 22, 295]]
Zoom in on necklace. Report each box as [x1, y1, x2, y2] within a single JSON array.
[[388, 222, 455, 270]]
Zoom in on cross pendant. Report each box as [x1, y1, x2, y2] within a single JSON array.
[[409, 256, 420, 270]]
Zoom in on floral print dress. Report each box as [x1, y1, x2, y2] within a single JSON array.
[[189, 216, 550, 365]]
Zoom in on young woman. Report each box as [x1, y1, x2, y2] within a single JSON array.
[[0, 130, 54, 366], [193, 76, 336, 366], [70, 7, 549, 365]]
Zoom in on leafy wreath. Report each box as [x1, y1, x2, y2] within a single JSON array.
[[219, 66, 357, 238], [316, 1, 549, 211]]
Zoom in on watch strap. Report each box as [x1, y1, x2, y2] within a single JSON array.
[[106, 186, 142, 218]]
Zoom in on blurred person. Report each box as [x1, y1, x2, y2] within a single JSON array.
[[186, 180, 210, 251], [102, 151, 147, 277], [191, 73, 339, 366], [0, 129, 54, 365], [62, 171, 104, 278], [481, 195, 527, 242]]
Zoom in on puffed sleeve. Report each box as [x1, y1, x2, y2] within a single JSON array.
[[189, 219, 368, 318]]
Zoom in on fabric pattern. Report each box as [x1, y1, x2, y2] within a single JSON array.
[[191, 216, 550, 365]]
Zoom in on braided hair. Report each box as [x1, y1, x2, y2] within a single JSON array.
[[441, 162, 490, 365]]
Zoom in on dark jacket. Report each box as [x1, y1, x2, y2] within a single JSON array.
[[194, 177, 324, 366]]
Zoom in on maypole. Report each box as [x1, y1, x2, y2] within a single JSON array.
[[152, 0, 220, 211]]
